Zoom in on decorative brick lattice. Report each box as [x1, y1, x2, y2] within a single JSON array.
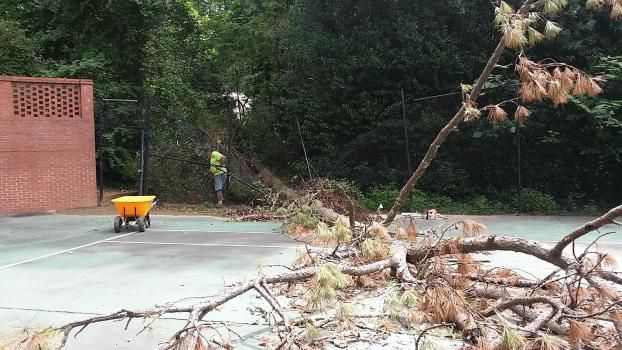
[[11, 83, 82, 118]]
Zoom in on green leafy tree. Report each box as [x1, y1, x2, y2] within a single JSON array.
[[0, 19, 37, 75]]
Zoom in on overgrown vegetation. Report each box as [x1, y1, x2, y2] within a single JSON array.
[[284, 206, 320, 235], [0, 0, 619, 211], [3, 2, 622, 349], [360, 185, 576, 214]]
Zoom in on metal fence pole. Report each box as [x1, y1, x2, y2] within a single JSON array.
[[400, 86, 412, 175], [296, 116, 313, 182], [142, 98, 151, 195], [225, 97, 234, 204], [97, 97, 105, 206], [138, 129, 145, 196], [517, 125, 523, 213]]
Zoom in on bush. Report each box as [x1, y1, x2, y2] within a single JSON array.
[[363, 186, 514, 215], [445, 195, 510, 214], [558, 193, 602, 215], [408, 189, 453, 212], [284, 207, 320, 235], [361, 186, 400, 210], [518, 189, 558, 213], [275, 207, 289, 215], [580, 203, 600, 216], [329, 179, 363, 199], [353, 184, 598, 215], [228, 180, 257, 203], [228, 180, 272, 205], [418, 160, 470, 197], [409, 191, 510, 214]]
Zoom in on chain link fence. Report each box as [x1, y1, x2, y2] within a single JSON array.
[[96, 95, 265, 206], [307, 93, 622, 214], [96, 89, 620, 213]]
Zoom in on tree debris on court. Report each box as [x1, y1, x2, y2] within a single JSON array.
[[9, 205, 622, 350], [6, 1, 622, 349]]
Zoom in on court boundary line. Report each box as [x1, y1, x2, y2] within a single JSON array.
[[103, 240, 299, 249], [0, 306, 259, 325], [0, 231, 138, 270], [146, 229, 282, 235], [527, 240, 622, 245]]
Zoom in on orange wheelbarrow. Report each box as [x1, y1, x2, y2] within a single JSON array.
[[111, 196, 157, 233]]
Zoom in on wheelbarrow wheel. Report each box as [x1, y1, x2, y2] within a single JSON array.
[[137, 217, 146, 232], [146, 214, 151, 228], [114, 216, 122, 233]]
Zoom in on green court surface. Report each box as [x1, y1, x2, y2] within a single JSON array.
[[0, 213, 620, 349], [400, 214, 622, 279], [0, 214, 296, 349], [396, 214, 622, 242]]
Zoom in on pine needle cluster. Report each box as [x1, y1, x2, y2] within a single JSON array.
[[586, 0, 622, 20], [315, 216, 352, 246], [517, 57, 605, 107], [362, 222, 392, 261], [305, 264, 351, 311], [494, 1, 567, 49]]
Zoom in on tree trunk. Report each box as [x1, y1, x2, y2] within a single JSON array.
[[383, 38, 507, 225], [383, 0, 542, 225]]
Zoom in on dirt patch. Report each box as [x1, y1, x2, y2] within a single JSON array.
[[58, 203, 231, 217], [301, 180, 370, 221], [59, 189, 238, 217]]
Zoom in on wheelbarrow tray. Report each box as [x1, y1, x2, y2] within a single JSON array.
[[112, 196, 156, 218], [111, 195, 157, 233]]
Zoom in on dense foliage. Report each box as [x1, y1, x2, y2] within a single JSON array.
[[1, 0, 620, 212]]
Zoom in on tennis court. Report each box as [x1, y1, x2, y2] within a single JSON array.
[[0, 213, 620, 349], [0, 214, 296, 349]]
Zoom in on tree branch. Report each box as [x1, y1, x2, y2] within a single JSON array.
[[382, 0, 547, 225], [564, 301, 622, 320], [407, 235, 572, 270], [391, 241, 418, 284], [481, 296, 563, 318], [51, 258, 398, 349], [470, 285, 568, 335], [550, 205, 622, 258], [414, 323, 453, 350], [254, 281, 288, 325]]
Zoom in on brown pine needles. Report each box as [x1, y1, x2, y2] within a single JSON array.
[[461, 219, 486, 237], [515, 105, 531, 123], [588, 0, 622, 20], [569, 320, 591, 346], [515, 56, 605, 109], [486, 105, 509, 123]]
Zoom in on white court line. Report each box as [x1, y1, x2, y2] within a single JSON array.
[[539, 241, 622, 245], [104, 240, 299, 249], [146, 229, 282, 235], [0, 231, 137, 271]]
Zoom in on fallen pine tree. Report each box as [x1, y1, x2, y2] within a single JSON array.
[[10, 1, 622, 349], [10, 204, 622, 350]]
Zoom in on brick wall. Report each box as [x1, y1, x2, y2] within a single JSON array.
[[0, 76, 96, 214]]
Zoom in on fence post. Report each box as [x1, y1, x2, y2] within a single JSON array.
[[517, 124, 523, 213], [296, 116, 313, 182], [400, 86, 412, 175], [142, 97, 151, 195], [97, 97, 105, 206], [138, 129, 145, 196], [225, 97, 234, 204]]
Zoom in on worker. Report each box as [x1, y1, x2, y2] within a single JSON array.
[[204, 146, 227, 206]]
